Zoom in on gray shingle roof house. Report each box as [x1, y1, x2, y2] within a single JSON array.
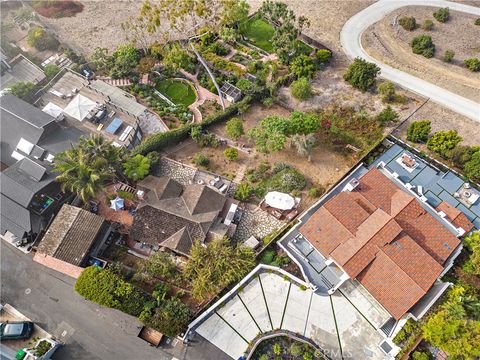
[[0, 158, 64, 241], [0, 94, 84, 167], [131, 175, 229, 257], [37, 204, 109, 267], [0, 94, 84, 243]]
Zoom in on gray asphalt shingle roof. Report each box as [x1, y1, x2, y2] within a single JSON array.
[[0, 194, 31, 238]]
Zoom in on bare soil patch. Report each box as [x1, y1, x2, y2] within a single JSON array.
[[362, 6, 480, 102], [164, 103, 358, 211], [393, 100, 480, 147], [34, 1, 153, 56]]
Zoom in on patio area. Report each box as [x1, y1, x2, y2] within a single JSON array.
[[372, 142, 480, 229]]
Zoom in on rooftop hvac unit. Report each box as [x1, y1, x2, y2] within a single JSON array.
[[343, 178, 359, 192]]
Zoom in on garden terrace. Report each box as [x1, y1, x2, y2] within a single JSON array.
[[240, 14, 275, 53], [156, 79, 197, 107]]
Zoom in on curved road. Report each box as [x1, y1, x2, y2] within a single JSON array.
[[341, 0, 480, 121]]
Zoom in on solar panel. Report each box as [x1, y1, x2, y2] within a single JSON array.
[[105, 117, 123, 134], [379, 341, 392, 354]]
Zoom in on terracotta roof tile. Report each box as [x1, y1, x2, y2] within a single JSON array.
[[437, 201, 474, 233], [299, 206, 352, 255], [342, 219, 402, 278], [301, 167, 462, 319], [395, 201, 460, 264], [382, 233, 443, 292], [331, 208, 391, 266], [324, 191, 371, 233], [357, 251, 425, 319]]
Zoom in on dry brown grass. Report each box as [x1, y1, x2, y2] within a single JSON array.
[[362, 6, 480, 102], [393, 101, 480, 147]]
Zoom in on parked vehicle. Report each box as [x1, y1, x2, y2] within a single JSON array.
[[0, 321, 34, 340]]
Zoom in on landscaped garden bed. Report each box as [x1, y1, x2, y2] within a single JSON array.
[[249, 334, 325, 360], [32, 0, 84, 18], [156, 79, 197, 106], [130, 83, 194, 128]]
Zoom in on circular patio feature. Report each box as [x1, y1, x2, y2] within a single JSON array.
[[156, 79, 197, 106]]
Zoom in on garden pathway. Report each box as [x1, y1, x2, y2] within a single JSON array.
[[232, 164, 248, 184], [180, 69, 225, 123]]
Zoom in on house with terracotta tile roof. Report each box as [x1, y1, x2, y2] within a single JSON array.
[[299, 167, 471, 321]]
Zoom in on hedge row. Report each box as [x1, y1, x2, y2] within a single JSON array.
[[133, 96, 252, 155]]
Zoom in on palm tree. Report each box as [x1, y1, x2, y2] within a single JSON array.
[[291, 133, 316, 162], [54, 140, 116, 202], [78, 134, 123, 170]]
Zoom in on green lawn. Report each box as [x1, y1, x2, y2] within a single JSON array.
[[156, 79, 196, 106], [240, 15, 275, 53]]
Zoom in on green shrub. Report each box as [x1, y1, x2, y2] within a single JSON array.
[[464, 58, 480, 72], [234, 182, 253, 201], [422, 19, 434, 30], [376, 106, 398, 124], [393, 329, 406, 345], [290, 342, 304, 356], [8, 81, 36, 99], [443, 50, 455, 63], [224, 147, 239, 161], [255, 167, 306, 197], [464, 151, 480, 182], [315, 49, 332, 64], [399, 16, 416, 31], [411, 35, 435, 58], [27, 27, 59, 51], [377, 81, 396, 103], [411, 351, 430, 360], [427, 130, 463, 157], [290, 77, 312, 100], [142, 297, 191, 337], [193, 154, 210, 167], [236, 78, 253, 93], [75, 266, 148, 317], [123, 154, 151, 181], [117, 190, 135, 201], [308, 187, 320, 198], [225, 117, 244, 140], [290, 54, 316, 79], [475, 18, 480, 25], [44, 64, 61, 80], [407, 120, 431, 142], [433, 7, 449, 22], [343, 58, 380, 92]]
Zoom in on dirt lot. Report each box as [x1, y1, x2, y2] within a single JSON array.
[[393, 100, 480, 147], [362, 6, 480, 102], [278, 65, 424, 121], [32, 0, 156, 56], [164, 104, 358, 210]]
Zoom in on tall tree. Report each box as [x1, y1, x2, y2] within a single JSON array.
[[54, 135, 120, 202], [291, 134, 316, 162], [183, 239, 255, 301]]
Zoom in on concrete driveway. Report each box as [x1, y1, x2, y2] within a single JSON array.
[[340, 0, 480, 121], [193, 269, 389, 360], [0, 242, 227, 360]]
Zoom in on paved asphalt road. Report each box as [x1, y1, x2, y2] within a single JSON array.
[[340, 0, 480, 121], [0, 242, 229, 360]]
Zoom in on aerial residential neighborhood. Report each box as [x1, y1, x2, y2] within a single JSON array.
[[0, 1, 479, 360]]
